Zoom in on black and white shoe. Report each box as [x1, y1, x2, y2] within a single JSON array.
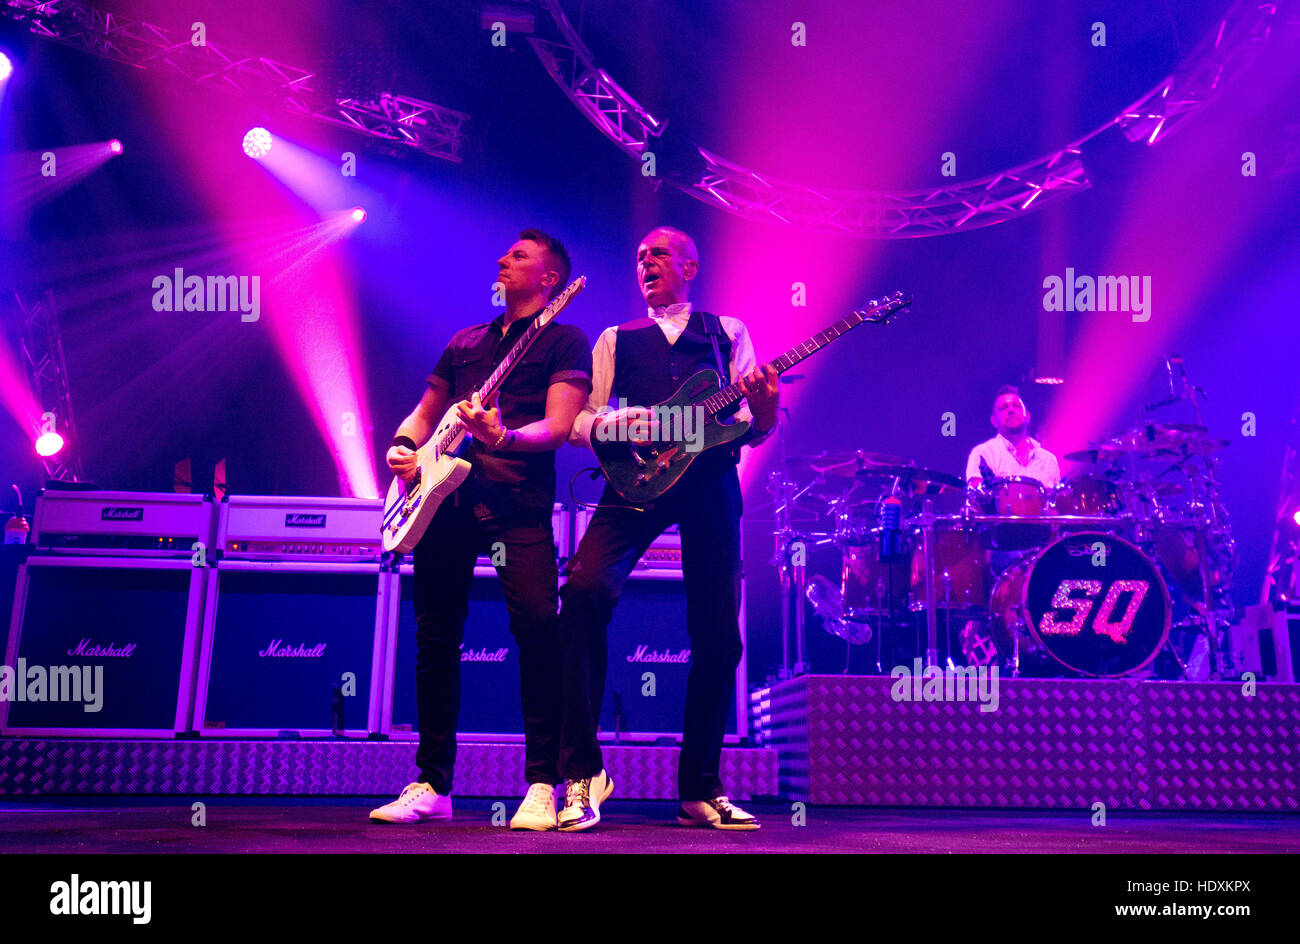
[[558, 769, 614, 832], [677, 796, 760, 830]]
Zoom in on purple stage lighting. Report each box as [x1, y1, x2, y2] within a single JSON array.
[[242, 127, 273, 159], [350, 207, 366, 224], [0, 52, 12, 82], [35, 431, 64, 457], [108, 139, 124, 155]]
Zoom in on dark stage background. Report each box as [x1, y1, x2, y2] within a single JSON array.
[[1, 0, 1297, 682]]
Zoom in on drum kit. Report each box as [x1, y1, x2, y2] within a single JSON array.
[[770, 419, 1238, 681]]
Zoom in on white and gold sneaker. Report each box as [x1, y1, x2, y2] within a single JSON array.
[[557, 769, 614, 832]]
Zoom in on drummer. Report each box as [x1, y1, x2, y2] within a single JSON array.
[[965, 385, 1061, 490]]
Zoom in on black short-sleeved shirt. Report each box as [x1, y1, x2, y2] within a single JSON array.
[[428, 311, 592, 520]]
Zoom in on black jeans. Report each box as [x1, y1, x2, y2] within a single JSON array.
[[411, 490, 560, 795], [558, 461, 744, 800]]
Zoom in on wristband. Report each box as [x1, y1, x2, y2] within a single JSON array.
[[391, 435, 418, 451]]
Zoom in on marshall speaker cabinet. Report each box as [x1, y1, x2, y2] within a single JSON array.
[[192, 495, 389, 736], [378, 506, 746, 742], [379, 504, 569, 740], [2, 556, 208, 736]]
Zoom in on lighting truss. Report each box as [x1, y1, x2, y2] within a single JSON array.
[[13, 290, 81, 482], [0, 0, 470, 163], [529, 0, 1287, 238], [1118, 0, 1283, 145]]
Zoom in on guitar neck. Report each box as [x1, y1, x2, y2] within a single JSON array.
[[701, 308, 871, 416]]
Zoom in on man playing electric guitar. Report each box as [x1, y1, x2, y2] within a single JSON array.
[[370, 229, 592, 830], [556, 226, 779, 831]]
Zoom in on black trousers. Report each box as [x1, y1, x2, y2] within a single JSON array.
[[558, 461, 744, 800], [411, 491, 561, 795]]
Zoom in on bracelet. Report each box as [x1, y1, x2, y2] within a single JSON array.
[[490, 428, 511, 451], [391, 435, 418, 451]]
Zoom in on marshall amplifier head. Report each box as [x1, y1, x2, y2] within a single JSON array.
[[32, 490, 216, 558], [217, 495, 385, 562]]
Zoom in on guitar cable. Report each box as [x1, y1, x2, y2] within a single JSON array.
[[567, 466, 648, 514]]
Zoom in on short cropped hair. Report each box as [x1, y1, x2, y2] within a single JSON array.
[[519, 228, 571, 298]]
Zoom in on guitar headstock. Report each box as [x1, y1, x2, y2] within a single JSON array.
[[535, 275, 587, 328], [853, 291, 912, 325]]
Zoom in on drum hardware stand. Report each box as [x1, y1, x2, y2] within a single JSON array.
[[916, 499, 941, 669], [769, 476, 811, 679]]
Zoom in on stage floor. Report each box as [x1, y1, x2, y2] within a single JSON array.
[[1, 797, 1296, 854]]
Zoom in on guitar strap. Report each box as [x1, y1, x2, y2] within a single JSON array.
[[699, 311, 729, 388]]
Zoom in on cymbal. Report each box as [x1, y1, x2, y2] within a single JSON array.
[[1104, 423, 1212, 453], [804, 450, 908, 477], [1064, 447, 1124, 463], [857, 465, 965, 494]]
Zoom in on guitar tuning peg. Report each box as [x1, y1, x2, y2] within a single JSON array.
[[869, 298, 878, 307]]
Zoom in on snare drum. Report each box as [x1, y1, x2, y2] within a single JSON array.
[[990, 477, 1048, 516], [979, 477, 1053, 549], [986, 532, 1170, 677], [1053, 476, 1121, 516]]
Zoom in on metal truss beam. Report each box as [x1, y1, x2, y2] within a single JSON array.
[[530, 0, 1287, 239], [1, 0, 470, 163], [1118, 0, 1284, 145], [13, 290, 81, 482]]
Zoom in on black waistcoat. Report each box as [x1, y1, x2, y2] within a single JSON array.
[[611, 311, 731, 407]]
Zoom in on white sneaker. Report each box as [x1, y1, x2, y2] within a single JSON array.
[[369, 782, 453, 824], [510, 783, 559, 831], [558, 769, 614, 832], [677, 796, 760, 830]]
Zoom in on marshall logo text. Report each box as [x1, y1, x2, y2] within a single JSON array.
[[626, 645, 691, 664], [101, 507, 144, 521], [258, 639, 327, 658], [285, 513, 327, 528]]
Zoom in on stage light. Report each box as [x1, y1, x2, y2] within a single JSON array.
[[35, 431, 64, 457], [108, 139, 123, 155], [350, 207, 366, 224], [1292, 509, 1300, 527], [0, 52, 12, 82], [242, 127, 273, 160], [1034, 376, 1065, 385]]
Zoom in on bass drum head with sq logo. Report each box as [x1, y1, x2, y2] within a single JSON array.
[[992, 532, 1170, 677], [1031, 532, 1169, 676]]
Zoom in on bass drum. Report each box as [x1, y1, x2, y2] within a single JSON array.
[[987, 532, 1170, 677]]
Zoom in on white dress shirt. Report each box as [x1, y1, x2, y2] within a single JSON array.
[[570, 302, 771, 447], [965, 433, 1061, 488]]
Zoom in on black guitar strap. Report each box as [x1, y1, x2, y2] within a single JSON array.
[[699, 311, 729, 388]]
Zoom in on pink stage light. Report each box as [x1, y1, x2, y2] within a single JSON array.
[[350, 207, 366, 224], [108, 139, 123, 155], [242, 127, 273, 160], [0, 52, 12, 82], [34, 431, 64, 457]]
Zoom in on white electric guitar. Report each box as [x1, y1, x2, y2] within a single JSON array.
[[381, 276, 587, 553]]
